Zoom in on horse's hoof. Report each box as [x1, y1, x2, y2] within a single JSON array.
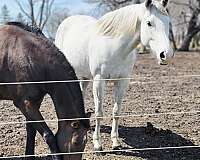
[[94, 147, 106, 156], [112, 145, 123, 155]]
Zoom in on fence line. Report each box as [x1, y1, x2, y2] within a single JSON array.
[[0, 74, 199, 86], [0, 110, 199, 126], [0, 74, 199, 158], [0, 145, 200, 159]]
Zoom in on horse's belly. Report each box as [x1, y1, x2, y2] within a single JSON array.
[[102, 58, 134, 78], [90, 52, 136, 79]]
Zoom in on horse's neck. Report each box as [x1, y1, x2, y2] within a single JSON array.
[[50, 86, 89, 130], [49, 83, 85, 120], [97, 3, 145, 37]]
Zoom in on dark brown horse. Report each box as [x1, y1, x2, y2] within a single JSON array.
[[0, 22, 90, 160]]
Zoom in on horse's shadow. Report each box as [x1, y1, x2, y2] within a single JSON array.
[[99, 123, 200, 160], [2, 123, 200, 160]]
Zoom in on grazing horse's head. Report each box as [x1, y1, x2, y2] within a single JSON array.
[[56, 118, 90, 160], [140, 0, 174, 65], [56, 109, 90, 160]]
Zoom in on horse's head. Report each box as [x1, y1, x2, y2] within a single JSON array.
[[56, 116, 90, 160], [140, 0, 174, 65]]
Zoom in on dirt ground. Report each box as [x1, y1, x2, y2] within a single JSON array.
[[0, 51, 200, 160]]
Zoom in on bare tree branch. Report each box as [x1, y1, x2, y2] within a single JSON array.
[[39, 0, 45, 27], [15, 0, 32, 20], [41, 0, 54, 30], [15, 0, 55, 30], [29, 0, 36, 25]]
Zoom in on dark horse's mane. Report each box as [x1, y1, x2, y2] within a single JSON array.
[[6, 22, 45, 37]]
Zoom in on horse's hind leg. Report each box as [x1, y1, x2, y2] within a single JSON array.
[[111, 79, 129, 150], [92, 74, 105, 151], [80, 77, 90, 97], [25, 122, 36, 160], [14, 99, 62, 160]]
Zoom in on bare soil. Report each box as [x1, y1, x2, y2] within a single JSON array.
[[0, 51, 200, 160]]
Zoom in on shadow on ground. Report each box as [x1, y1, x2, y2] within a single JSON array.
[[1, 123, 200, 160], [98, 123, 200, 160]]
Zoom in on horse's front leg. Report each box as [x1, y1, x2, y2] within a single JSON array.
[[92, 74, 105, 151], [14, 99, 62, 160], [111, 79, 129, 149], [25, 122, 37, 160]]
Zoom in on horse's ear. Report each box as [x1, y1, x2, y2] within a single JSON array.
[[145, 0, 152, 8], [161, 0, 168, 7]]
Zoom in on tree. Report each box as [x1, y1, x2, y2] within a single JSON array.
[[178, 1, 200, 51], [16, 13, 24, 22], [85, 0, 141, 12], [46, 8, 69, 40], [171, 0, 200, 51], [0, 4, 11, 24], [15, 0, 55, 30]]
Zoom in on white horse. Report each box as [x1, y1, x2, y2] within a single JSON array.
[[55, 0, 174, 151]]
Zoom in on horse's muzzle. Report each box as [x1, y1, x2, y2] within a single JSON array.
[[159, 59, 168, 65]]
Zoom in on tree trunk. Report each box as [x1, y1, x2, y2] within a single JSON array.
[[178, 34, 193, 51], [178, 7, 200, 51], [179, 30, 199, 51]]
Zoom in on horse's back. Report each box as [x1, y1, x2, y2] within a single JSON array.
[[55, 15, 97, 78], [0, 24, 75, 100]]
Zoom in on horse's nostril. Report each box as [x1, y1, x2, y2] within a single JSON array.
[[160, 52, 165, 59]]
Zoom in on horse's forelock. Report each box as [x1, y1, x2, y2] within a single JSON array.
[[151, 1, 169, 16]]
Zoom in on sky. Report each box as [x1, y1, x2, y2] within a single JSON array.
[[0, 0, 97, 19]]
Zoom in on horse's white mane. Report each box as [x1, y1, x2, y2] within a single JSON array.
[[96, 1, 168, 37], [96, 5, 140, 37]]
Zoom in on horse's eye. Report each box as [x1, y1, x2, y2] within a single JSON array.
[[71, 121, 80, 129], [147, 21, 152, 27]]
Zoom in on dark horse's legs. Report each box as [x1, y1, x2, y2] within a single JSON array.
[[25, 122, 37, 160], [14, 99, 62, 160]]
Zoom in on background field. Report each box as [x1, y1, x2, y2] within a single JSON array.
[[0, 51, 200, 160]]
